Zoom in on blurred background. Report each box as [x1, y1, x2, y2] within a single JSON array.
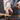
[[0, 0, 20, 20]]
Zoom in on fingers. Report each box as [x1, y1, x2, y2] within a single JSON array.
[[9, 8, 13, 13]]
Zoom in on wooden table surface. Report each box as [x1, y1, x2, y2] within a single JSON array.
[[0, 13, 11, 16], [0, 13, 20, 17]]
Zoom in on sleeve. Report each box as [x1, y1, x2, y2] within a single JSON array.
[[4, 0, 8, 10]]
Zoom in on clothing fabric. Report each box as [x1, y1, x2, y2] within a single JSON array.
[[18, 9, 20, 15], [4, 0, 13, 14], [4, 0, 11, 10], [13, 7, 18, 15]]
